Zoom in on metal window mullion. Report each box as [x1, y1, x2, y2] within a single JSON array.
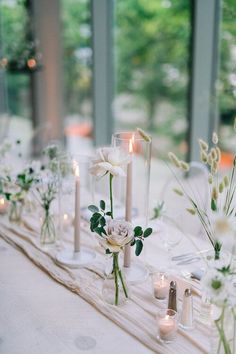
[[91, 0, 114, 147], [188, 0, 221, 162]]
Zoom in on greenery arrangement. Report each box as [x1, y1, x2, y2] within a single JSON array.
[[168, 119, 236, 353], [168, 119, 236, 260], [35, 176, 58, 245]]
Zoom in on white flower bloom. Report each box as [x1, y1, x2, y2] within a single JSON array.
[[89, 147, 129, 178], [100, 219, 133, 253], [211, 212, 236, 245], [201, 269, 228, 306]]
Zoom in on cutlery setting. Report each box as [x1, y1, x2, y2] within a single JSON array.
[[171, 249, 210, 266]]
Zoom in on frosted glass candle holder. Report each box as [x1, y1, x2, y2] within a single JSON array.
[[152, 272, 169, 300], [157, 309, 178, 343]]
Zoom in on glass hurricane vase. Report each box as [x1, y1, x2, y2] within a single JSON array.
[[40, 209, 56, 245], [102, 252, 129, 306]]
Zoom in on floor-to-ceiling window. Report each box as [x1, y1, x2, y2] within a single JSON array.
[[219, 0, 236, 167], [61, 0, 93, 153], [114, 0, 191, 159]]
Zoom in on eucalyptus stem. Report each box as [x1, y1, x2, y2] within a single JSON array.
[[109, 174, 114, 219]]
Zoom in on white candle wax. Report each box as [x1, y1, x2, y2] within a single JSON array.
[[74, 164, 81, 252], [159, 315, 177, 341], [0, 197, 8, 214], [154, 278, 169, 300], [63, 213, 71, 231], [124, 137, 133, 268]]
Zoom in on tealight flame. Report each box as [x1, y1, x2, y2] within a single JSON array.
[[0, 198, 5, 205]]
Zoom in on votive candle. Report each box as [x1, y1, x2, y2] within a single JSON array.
[[153, 272, 169, 300], [157, 309, 178, 343]]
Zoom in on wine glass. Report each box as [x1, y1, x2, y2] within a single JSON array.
[[159, 214, 183, 273]]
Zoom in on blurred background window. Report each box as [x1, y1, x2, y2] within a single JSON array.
[[1, 0, 235, 164], [114, 0, 191, 160], [61, 0, 93, 154], [219, 0, 236, 168]]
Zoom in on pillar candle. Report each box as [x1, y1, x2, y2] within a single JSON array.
[[74, 164, 81, 252]]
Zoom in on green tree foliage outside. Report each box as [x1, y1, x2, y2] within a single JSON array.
[[0, 0, 236, 155]]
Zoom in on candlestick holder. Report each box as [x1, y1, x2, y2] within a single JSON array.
[[56, 248, 96, 268], [56, 155, 96, 268], [112, 131, 152, 283]]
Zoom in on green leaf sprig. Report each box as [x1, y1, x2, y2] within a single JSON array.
[[88, 199, 153, 256]]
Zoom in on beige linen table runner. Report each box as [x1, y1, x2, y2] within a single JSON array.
[[0, 215, 210, 354]]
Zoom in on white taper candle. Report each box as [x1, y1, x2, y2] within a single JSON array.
[[74, 164, 81, 252], [124, 137, 133, 267]]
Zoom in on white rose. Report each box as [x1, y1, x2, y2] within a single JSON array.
[[100, 219, 133, 252], [89, 147, 129, 178]]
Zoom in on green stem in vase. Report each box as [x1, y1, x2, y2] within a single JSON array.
[[215, 307, 232, 354], [113, 253, 119, 305], [232, 308, 236, 354], [109, 174, 114, 219], [118, 269, 128, 298]]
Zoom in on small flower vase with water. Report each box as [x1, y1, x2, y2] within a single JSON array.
[[102, 252, 129, 306], [9, 200, 23, 222], [211, 305, 236, 354], [40, 208, 56, 245]]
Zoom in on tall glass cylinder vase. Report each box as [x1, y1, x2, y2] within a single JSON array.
[[111, 131, 152, 283], [112, 131, 152, 226]]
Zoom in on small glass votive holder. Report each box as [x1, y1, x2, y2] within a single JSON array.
[[157, 309, 178, 343], [152, 272, 169, 301]]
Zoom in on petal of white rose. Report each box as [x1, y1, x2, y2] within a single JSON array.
[[107, 150, 121, 165]]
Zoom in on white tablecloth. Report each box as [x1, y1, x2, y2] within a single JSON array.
[[0, 216, 210, 354]]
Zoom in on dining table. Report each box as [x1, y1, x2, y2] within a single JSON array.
[[0, 208, 211, 354]]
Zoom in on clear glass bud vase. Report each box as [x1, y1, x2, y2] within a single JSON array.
[[40, 209, 56, 245], [9, 201, 23, 222], [102, 252, 130, 306], [211, 305, 236, 354]]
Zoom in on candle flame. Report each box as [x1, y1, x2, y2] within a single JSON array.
[[73, 160, 80, 177], [63, 213, 69, 221], [129, 134, 135, 153], [0, 198, 5, 205]]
